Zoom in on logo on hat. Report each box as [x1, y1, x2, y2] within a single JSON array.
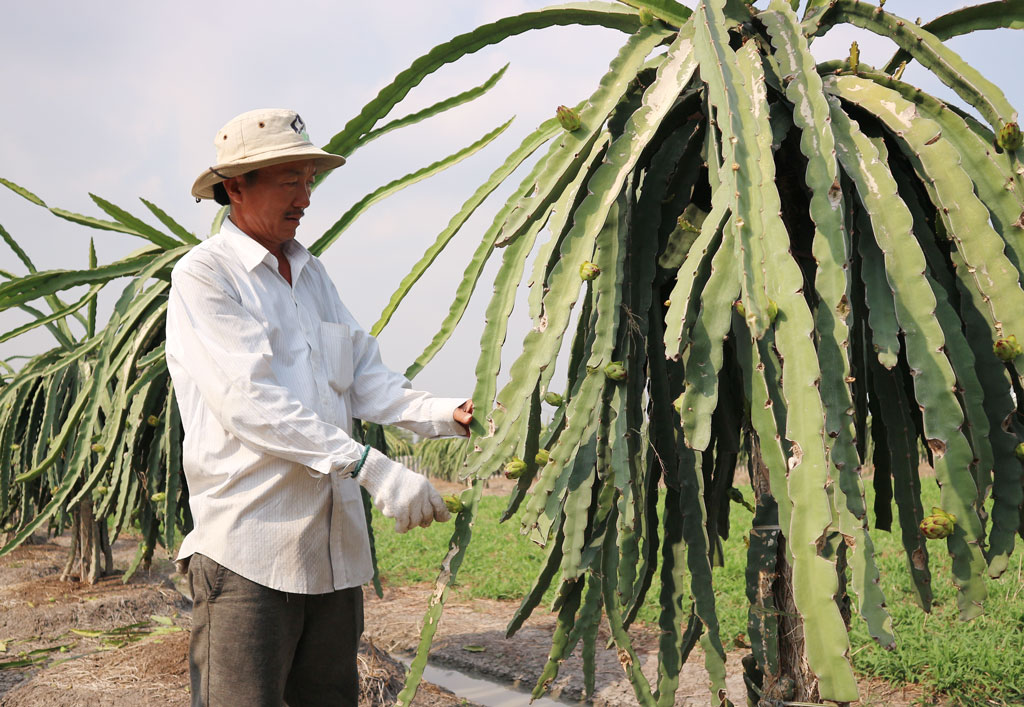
[[290, 115, 309, 141]]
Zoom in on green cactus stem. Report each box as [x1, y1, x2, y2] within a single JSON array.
[[849, 41, 860, 73]]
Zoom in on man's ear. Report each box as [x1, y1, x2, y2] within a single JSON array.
[[223, 177, 244, 206]]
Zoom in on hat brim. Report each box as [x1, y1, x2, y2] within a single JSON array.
[[191, 146, 346, 200]]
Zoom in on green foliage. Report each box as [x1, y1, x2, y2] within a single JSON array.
[[412, 436, 470, 481], [385, 1, 1024, 704]]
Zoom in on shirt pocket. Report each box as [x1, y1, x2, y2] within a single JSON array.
[[320, 322, 354, 394]]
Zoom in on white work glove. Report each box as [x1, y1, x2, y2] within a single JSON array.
[[357, 447, 451, 533]]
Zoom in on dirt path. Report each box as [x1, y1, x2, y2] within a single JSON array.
[[0, 527, 924, 706]]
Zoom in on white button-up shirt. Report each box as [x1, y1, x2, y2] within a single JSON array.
[[165, 217, 464, 594]]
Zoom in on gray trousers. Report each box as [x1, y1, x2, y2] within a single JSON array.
[[187, 554, 363, 707]]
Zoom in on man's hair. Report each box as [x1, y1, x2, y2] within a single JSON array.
[[212, 170, 260, 207]]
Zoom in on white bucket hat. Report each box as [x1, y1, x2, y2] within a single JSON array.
[[191, 108, 346, 200]]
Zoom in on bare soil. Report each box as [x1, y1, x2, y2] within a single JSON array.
[[0, 487, 926, 706], [0, 534, 460, 707]]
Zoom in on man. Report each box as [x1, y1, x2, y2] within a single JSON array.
[[166, 108, 472, 706]]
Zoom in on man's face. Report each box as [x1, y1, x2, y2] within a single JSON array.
[[226, 160, 317, 249]]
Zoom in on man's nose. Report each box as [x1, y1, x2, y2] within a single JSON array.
[[295, 185, 311, 208]]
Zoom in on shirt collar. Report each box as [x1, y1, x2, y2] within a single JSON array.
[[218, 215, 311, 281]]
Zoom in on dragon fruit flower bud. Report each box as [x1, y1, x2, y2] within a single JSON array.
[[993, 334, 1022, 362], [1015, 442, 1024, 461], [443, 494, 464, 513], [997, 122, 1022, 152], [543, 391, 564, 406], [604, 361, 627, 381], [930, 506, 957, 524], [638, 8, 654, 25], [579, 261, 601, 281], [147, 415, 160, 427], [91, 443, 105, 454], [150, 492, 167, 503], [504, 457, 527, 480], [556, 105, 582, 132], [535, 449, 551, 466], [767, 300, 779, 323], [919, 512, 955, 540], [733, 299, 746, 318]]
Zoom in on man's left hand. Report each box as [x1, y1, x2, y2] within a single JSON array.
[[454, 400, 474, 436]]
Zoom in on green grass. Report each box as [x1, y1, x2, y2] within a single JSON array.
[[846, 481, 1024, 707], [372, 481, 1024, 706], [371, 494, 548, 601]]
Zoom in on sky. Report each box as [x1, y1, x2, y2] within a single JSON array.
[[1, 1, 1020, 398]]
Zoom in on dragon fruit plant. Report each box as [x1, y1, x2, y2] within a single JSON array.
[[373, 1, 1024, 704]]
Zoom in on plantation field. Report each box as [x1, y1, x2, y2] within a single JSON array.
[[372, 476, 1024, 706], [0, 471, 1019, 706]]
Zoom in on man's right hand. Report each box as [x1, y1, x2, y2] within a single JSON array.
[[356, 448, 451, 533]]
